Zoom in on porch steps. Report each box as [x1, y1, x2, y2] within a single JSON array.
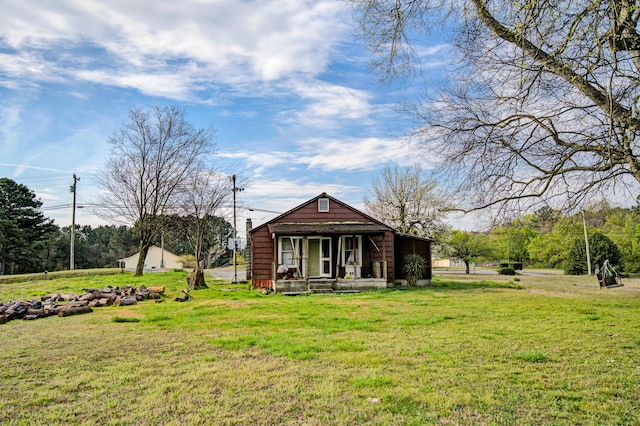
[[309, 281, 334, 295]]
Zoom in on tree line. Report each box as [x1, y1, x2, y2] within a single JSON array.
[[0, 177, 233, 275], [444, 202, 637, 275]]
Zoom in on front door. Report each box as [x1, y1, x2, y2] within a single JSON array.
[[308, 237, 331, 278]]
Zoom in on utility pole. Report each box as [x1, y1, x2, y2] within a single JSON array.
[[70, 173, 79, 270], [231, 175, 244, 283], [582, 211, 592, 275]]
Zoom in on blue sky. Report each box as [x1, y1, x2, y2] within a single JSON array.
[[0, 0, 457, 230]]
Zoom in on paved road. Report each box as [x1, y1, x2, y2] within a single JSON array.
[[209, 266, 247, 282], [434, 268, 498, 275]]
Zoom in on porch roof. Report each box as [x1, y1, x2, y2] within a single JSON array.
[[267, 222, 391, 235]]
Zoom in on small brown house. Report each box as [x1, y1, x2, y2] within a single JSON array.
[[249, 193, 432, 293]]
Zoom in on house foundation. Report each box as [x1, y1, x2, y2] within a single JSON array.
[[274, 278, 387, 294]]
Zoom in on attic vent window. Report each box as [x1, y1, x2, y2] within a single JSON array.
[[318, 198, 329, 212]]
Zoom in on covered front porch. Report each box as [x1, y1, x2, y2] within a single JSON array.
[[267, 222, 394, 294]]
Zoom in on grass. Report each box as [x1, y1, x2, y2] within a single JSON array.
[[0, 268, 122, 284], [1, 269, 639, 425]]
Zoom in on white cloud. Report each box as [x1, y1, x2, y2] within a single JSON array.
[[72, 68, 197, 100], [0, 0, 350, 98], [218, 151, 296, 176], [295, 137, 414, 171], [246, 179, 356, 199], [417, 43, 450, 58], [0, 104, 23, 144], [220, 136, 415, 175], [282, 80, 376, 128]]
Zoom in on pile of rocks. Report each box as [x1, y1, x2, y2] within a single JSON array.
[[0, 285, 165, 324]]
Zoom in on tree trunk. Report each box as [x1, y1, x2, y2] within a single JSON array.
[[58, 306, 93, 317], [188, 268, 208, 290], [0, 244, 6, 275], [135, 243, 150, 277], [465, 261, 470, 274]]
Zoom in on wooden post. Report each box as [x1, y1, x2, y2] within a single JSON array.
[[353, 236, 357, 278], [302, 237, 308, 280], [373, 261, 380, 278], [382, 233, 387, 282], [336, 236, 342, 278], [272, 262, 277, 293]]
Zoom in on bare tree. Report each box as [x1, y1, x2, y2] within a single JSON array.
[[179, 170, 231, 289], [352, 0, 640, 215], [99, 105, 216, 276], [364, 164, 453, 237]]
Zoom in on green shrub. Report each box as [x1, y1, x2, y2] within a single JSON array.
[[402, 253, 426, 287], [565, 231, 622, 275], [498, 267, 516, 275], [499, 261, 523, 270]]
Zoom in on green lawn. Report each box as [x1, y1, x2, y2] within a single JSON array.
[[1, 270, 639, 425]]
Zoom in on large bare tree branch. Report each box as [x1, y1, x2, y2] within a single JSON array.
[[351, 0, 640, 216]]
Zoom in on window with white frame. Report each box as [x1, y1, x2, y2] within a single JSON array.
[[278, 236, 302, 268], [318, 198, 329, 212]]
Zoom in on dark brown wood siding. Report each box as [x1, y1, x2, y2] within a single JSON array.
[[394, 235, 432, 280], [251, 225, 275, 284], [383, 230, 395, 281], [273, 197, 370, 223]]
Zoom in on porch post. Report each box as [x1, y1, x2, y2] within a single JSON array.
[[382, 233, 387, 282], [272, 262, 277, 292], [303, 236, 308, 280], [272, 233, 277, 289], [352, 235, 357, 278], [336, 236, 342, 278]]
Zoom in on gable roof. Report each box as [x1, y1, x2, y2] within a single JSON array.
[[250, 192, 393, 235]]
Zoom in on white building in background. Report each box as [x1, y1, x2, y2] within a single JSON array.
[[117, 245, 184, 270], [432, 258, 467, 268]]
